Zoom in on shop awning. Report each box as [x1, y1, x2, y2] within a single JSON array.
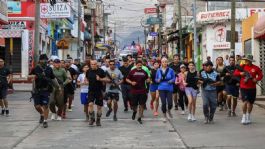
[[0, 30, 22, 38], [254, 15, 265, 39], [0, 38, 5, 47]]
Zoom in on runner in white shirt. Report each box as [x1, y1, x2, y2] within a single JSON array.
[[77, 64, 89, 121]]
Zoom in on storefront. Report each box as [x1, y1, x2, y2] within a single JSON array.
[[0, 0, 8, 58]]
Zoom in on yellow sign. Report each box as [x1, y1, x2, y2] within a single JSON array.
[[56, 39, 69, 49]]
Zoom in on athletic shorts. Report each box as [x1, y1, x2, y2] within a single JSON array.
[[131, 93, 147, 107], [224, 85, 239, 97], [88, 91, 103, 106], [33, 91, 50, 106], [107, 92, 119, 101], [0, 87, 8, 99], [216, 85, 225, 93], [150, 84, 159, 92], [241, 88, 256, 104], [185, 87, 198, 98], [173, 84, 179, 94], [80, 93, 88, 105]]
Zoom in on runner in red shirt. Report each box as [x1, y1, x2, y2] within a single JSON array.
[[234, 55, 263, 125], [126, 60, 150, 124]]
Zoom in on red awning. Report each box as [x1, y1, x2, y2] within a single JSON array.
[[254, 15, 265, 39], [0, 38, 5, 47]]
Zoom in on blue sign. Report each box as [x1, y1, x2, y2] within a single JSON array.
[[150, 32, 158, 37], [146, 17, 162, 25], [7, 1, 21, 14]]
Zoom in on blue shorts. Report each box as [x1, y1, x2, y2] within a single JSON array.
[[224, 85, 239, 97], [33, 91, 50, 106], [150, 84, 158, 92], [80, 93, 88, 105]]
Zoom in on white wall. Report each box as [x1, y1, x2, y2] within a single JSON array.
[[21, 30, 29, 78]]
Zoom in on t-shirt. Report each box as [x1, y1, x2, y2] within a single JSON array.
[[127, 69, 148, 94], [169, 62, 182, 75], [77, 73, 89, 93], [30, 65, 55, 90], [106, 68, 123, 93], [86, 68, 106, 92], [65, 67, 77, 90], [53, 68, 67, 85], [0, 67, 11, 88], [119, 65, 133, 85]]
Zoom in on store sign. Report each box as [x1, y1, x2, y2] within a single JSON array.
[[40, 3, 71, 18], [0, 0, 8, 23], [7, 1, 21, 14], [0, 21, 26, 29], [144, 8, 157, 14], [211, 23, 231, 49], [150, 32, 158, 37], [197, 10, 230, 23], [249, 8, 265, 16], [146, 17, 162, 25]]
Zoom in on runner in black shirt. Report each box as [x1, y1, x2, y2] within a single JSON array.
[[65, 59, 77, 112], [86, 60, 107, 126]]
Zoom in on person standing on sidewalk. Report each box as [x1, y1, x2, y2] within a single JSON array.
[[126, 60, 150, 124], [156, 57, 175, 122], [222, 56, 240, 117], [234, 55, 263, 125], [86, 60, 107, 126], [30, 54, 60, 128], [169, 54, 182, 110], [199, 61, 221, 124], [119, 58, 133, 112], [50, 59, 70, 120], [105, 60, 124, 121], [150, 61, 160, 116], [185, 62, 199, 121], [0, 58, 12, 116]]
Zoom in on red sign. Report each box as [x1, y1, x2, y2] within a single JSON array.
[[144, 8, 157, 14], [249, 8, 265, 16]]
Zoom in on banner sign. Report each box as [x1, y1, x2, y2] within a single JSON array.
[[7, 1, 21, 14], [146, 17, 162, 25], [144, 8, 157, 14], [40, 3, 71, 19]]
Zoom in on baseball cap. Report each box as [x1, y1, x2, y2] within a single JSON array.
[[180, 64, 186, 68], [54, 59, 61, 63]]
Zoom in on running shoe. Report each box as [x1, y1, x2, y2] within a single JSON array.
[[106, 109, 112, 117], [1, 109, 5, 115], [187, 114, 192, 121], [57, 116, 62, 121], [191, 115, 196, 121], [39, 115, 44, 124], [137, 118, 143, 124], [113, 115, 118, 121], [67, 108, 73, 112], [204, 117, 209, 124], [132, 112, 137, 120], [246, 114, 251, 124], [181, 111, 185, 115], [5, 109, 9, 116], [96, 118, 101, 126], [232, 112, 237, 117], [241, 114, 247, 125], [174, 105, 178, 110], [124, 108, 128, 112], [153, 111, 159, 116], [43, 121, 48, 128], [51, 113, 56, 120], [227, 110, 232, 117]]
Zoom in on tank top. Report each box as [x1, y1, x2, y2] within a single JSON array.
[[151, 69, 158, 85], [186, 71, 198, 89]]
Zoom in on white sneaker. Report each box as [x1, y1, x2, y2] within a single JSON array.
[[57, 116, 62, 121], [181, 111, 185, 115], [191, 115, 196, 121], [246, 114, 251, 124], [241, 114, 246, 124], [187, 114, 192, 121], [51, 113, 56, 120]]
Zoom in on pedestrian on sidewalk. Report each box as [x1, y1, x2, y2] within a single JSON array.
[[199, 61, 221, 124], [234, 55, 263, 125], [156, 57, 175, 122], [30, 54, 60, 128], [184, 62, 199, 122], [222, 56, 240, 117], [0, 58, 12, 116], [150, 60, 160, 116], [126, 60, 150, 124], [105, 60, 124, 121], [86, 60, 107, 126], [77, 64, 89, 121], [50, 59, 69, 120], [175, 64, 188, 115]]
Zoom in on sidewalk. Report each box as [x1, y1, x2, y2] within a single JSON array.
[[13, 83, 32, 92]]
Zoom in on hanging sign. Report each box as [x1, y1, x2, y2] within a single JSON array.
[[40, 3, 71, 19]]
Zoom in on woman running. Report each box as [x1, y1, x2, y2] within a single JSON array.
[[150, 61, 160, 116], [185, 62, 199, 121], [216, 57, 226, 111]]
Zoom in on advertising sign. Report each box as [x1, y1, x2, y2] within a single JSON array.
[[0, 0, 8, 23], [146, 17, 162, 25], [144, 8, 157, 14], [7, 1, 21, 14], [150, 32, 158, 37], [0, 21, 26, 29], [40, 3, 71, 18]]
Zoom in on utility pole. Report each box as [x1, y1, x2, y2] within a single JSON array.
[[91, 9, 95, 57], [33, 0, 40, 65], [156, 4, 162, 56], [231, 0, 236, 56], [103, 4, 106, 44], [193, 0, 197, 62], [77, 0, 81, 58], [114, 22, 116, 50], [177, 0, 183, 57]]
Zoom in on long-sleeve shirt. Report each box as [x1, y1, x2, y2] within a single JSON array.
[[234, 64, 263, 89], [155, 67, 175, 92]]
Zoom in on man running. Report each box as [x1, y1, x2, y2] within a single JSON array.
[[0, 58, 12, 116], [119, 58, 133, 111], [222, 56, 240, 117], [30, 54, 60, 128], [105, 60, 123, 121], [86, 60, 107, 126], [234, 55, 263, 125], [126, 60, 150, 124]]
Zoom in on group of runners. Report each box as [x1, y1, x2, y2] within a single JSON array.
[[0, 52, 263, 128]]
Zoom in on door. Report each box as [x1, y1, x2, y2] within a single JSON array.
[[5, 38, 22, 73]]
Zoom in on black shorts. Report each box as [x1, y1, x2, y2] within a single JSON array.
[[88, 91, 103, 106], [0, 87, 8, 99], [107, 92, 119, 101], [131, 93, 147, 107], [241, 88, 256, 104], [33, 91, 50, 106], [216, 85, 225, 93], [173, 84, 179, 94], [224, 85, 239, 97]]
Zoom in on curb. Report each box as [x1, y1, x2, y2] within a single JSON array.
[[255, 103, 265, 109]]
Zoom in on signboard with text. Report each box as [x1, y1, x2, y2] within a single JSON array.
[[144, 8, 157, 14], [7, 1, 21, 14], [146, 17, 162, 25], [40, 3, 71, 19]]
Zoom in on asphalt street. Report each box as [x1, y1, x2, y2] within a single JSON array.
[[1, 90, 265, 149]]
